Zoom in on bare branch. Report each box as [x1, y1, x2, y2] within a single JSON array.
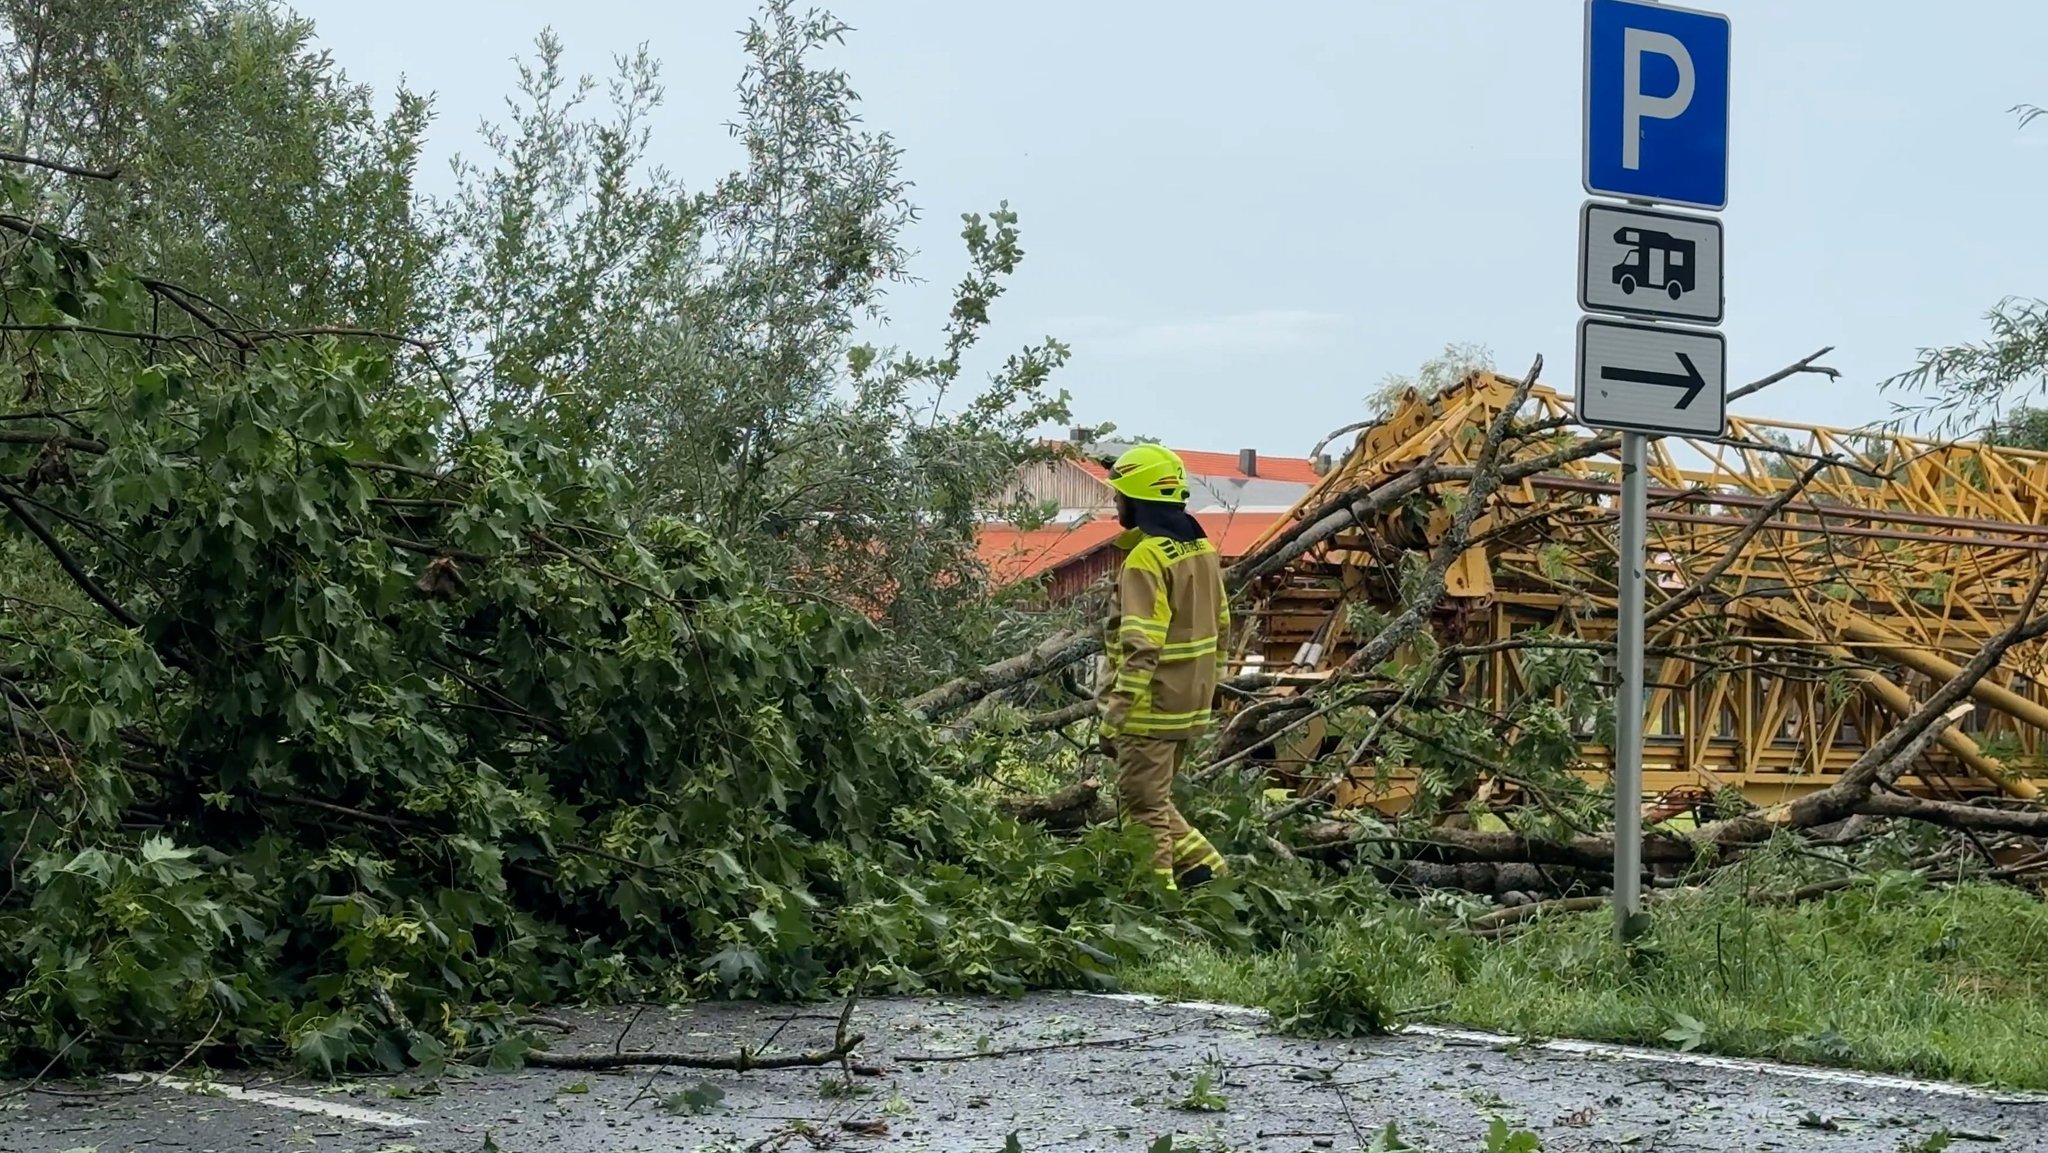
[[232, 325, 439, 355], [0, 428, 106, 454], [0, 150, 118, 180], [1853, 793, 2048, 836], [0, 321, 173, 343], [140, 280, 254, 349], [527, 1031, 865, 1071], [997, 777, 1110, 832], [1307, 417, 1376, 464], [890, 1024, 1184, 1064], [1726, 346, 1838, 404], [1014, 698, 1097, 731], [0, 486, 139, 629], [1295, 823, 1700, 868]]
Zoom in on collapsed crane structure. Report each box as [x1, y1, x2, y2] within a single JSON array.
[[1232, 368, 2048, 817]]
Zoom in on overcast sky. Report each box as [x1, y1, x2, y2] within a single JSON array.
[[289, 0, 2048, 457]]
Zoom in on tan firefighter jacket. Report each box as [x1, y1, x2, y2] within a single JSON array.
[[1097, 529, 1228, 741]]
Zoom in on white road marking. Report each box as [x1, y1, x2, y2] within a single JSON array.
[[1089, 992, 1266, 1019], [111, 1073, 423, 1130], [1399, 1025, 2048, 1104], [1084, 993, 2048, 1104]]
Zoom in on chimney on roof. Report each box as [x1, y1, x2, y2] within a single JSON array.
[[1238, 448, 1258, 477], [1069, 426, 1091, 444], [1314, 453, 1333, 476]]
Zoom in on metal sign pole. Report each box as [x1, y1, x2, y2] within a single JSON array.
[[1613, 430, 1647, 936], [1582, 0, 1729, 942]]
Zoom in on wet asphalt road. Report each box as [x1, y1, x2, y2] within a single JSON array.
[[5, 993, 2044, 1152]]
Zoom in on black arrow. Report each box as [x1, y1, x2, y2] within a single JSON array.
[[1600, 352, 1705, 409]]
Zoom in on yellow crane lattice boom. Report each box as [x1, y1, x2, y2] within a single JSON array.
[[1239, 371, 2048, 810]]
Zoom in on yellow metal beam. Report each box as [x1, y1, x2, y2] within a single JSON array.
[[1234, 369, 2048, 808]]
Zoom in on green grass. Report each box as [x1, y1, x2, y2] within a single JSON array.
[[1126, 875, 2048, 1089]]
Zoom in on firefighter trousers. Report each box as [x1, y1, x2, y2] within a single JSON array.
[[1113, 736, 1226, 889]]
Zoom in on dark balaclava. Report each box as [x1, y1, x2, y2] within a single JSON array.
[[1119, 493, 1206, 543]]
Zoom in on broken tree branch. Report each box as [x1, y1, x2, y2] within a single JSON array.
[[906, 627, 1101, 721], [1012, 698, 1098, 732], [1228, 450, 1446, 585], [1262, 657, 1454, 825], [1757, 570, 2048, 833], [1464, 894, 1614, 934], [1307, 417, 1379, 465], [1851, 793, 2048, 836], [997, 777, 1112, 832], [1193, 684, 1410, 785]]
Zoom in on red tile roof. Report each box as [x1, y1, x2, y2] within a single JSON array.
[[978, 510, 1287, 585], [977, 520, 1124, 585]]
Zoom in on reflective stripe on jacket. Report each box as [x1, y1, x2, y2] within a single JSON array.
[[1097, 531, 1228, 740]]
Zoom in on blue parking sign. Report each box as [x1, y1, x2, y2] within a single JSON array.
[[1584, 0, 1730, 210]]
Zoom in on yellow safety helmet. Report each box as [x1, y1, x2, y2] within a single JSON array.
[[1105, 443, 1190, 504]]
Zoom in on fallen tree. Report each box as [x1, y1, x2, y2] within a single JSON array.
[[0, 198, 1219, 1077]]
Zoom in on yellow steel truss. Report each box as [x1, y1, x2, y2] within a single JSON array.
[[1238, 371, 2048, 810]]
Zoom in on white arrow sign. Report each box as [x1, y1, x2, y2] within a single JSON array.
[[1576, 316, 1726, 437]]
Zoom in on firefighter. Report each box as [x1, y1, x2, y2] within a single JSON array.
[[1095, 444, 1230, 891]]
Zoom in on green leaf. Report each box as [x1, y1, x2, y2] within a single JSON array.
[[486, 1033, 532, 1072], [660, 1081, 726, 1115], [291, 1010, 364, 1075], [1660, 1012, 1706, 1053], [1486, 1117, 1544, 1153]]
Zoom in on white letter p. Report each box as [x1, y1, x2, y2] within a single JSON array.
[[1622, 28, 1694, 170]]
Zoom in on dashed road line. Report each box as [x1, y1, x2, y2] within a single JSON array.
[[1085, 993, 2048, 1104], [111, 1073, 423, 1130]]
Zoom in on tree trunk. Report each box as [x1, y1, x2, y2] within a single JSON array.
[[997, 778, 1112, 833]]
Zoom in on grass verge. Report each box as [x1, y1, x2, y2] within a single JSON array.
[[1126, 874, 2048, 1089]]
